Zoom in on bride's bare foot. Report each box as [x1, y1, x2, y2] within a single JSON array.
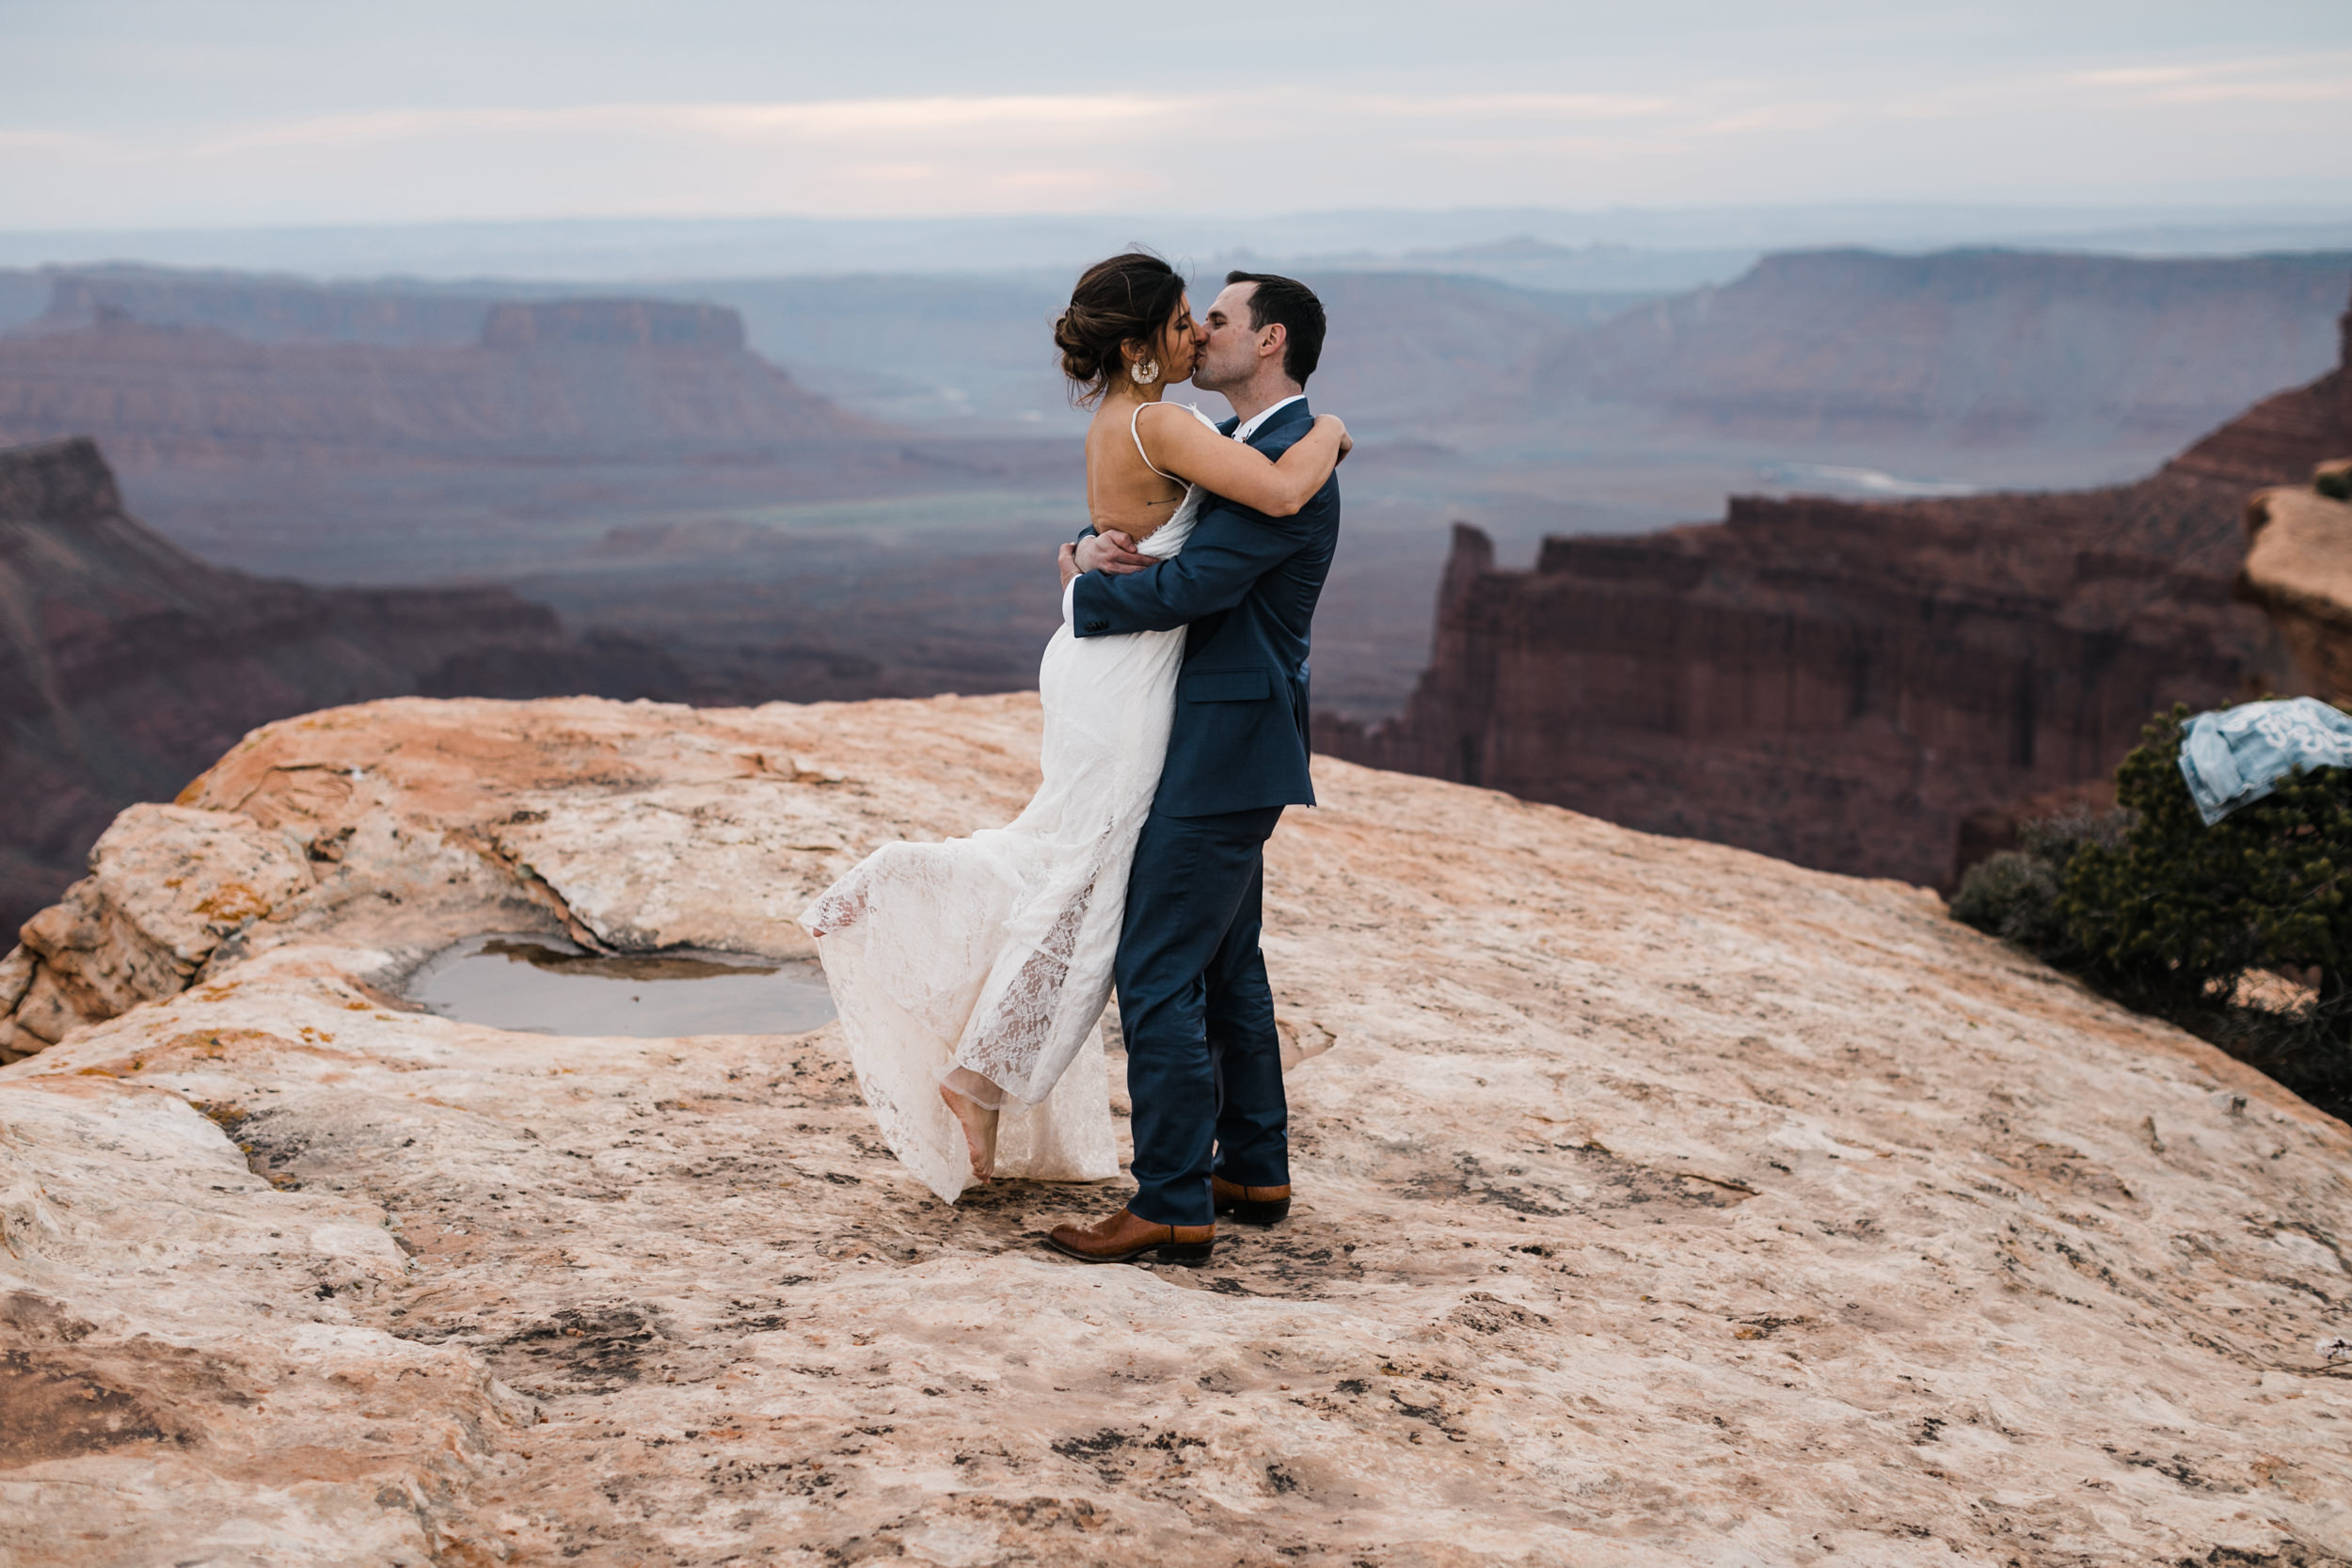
[[940, 1083, 1000, 1182]]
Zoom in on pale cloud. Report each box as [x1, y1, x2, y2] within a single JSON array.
[[1408, 135, 1630, 159], [838, 162, 952, 184], [984, 167, 1150, 198], [0, 130, 101, 155], [187, 108, 570, 158], [184, 95, 1185, 159], [2144, 78, 2352, 105], [1700, 103, 1854, 135], [699, 95, 1183, 136], [1337, 92, 1678, 121], [2063, 51, 2352, 101], [69, 88, 1680, 166], [2070, 66, 2211, 87]]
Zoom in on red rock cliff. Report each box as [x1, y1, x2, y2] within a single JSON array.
[[0, 437, 685, 930], [1322, 288, 2352, 889]]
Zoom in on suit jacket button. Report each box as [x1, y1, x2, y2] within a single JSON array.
[[1085, 621, 1107, 632]]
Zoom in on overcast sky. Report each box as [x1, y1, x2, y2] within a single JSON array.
[[5, 0, 2349, 230]]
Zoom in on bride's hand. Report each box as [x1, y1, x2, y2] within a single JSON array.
[[1075, 530, 1151, 576], [1319, 414, 1352, 463]]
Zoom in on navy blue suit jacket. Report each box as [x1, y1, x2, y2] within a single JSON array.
[[1071, 398, 1340, 817]]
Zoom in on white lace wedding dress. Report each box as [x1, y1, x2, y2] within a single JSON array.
[[798, 404, 1216, 1203]]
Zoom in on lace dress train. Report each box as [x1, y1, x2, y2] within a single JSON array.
[[800, 419, 1209, 1202]]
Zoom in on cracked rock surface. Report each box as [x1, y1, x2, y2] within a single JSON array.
[[3, 693, 2350, 1566]]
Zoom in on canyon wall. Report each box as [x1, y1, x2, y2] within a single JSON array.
[[1323, 290, 2352, 889], [0, 436, 684, 933]]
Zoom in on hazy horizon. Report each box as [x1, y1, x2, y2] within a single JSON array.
[[6, 202, 2352, 289]]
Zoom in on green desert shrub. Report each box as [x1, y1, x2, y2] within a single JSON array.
[[1950, 851, 2062, 947], [1951, 802, 2128, 958], [2059, 705, 2352, 1007], [1952, 705, 2352, 1117]]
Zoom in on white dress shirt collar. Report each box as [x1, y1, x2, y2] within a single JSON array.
[[1230, 393, 1306, 443]]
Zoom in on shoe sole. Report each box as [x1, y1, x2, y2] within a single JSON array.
[[1214, 1198, 1291, 1226], [1042, 1236, 1216, 1267]]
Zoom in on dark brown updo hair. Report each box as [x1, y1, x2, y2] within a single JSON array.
[[1053, 250, 1186, 405]]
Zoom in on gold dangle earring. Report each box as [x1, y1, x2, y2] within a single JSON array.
[[1130, 357, 1158, 386]]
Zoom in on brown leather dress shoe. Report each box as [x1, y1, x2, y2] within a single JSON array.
[[1212, 1176, 1292, 1226], [1044, 1207, 1215, 1266]]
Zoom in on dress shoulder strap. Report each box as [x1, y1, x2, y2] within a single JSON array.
[[1129, 402, 1181, 482]]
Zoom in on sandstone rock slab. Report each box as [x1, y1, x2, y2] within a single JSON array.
[[2243, 478, 2352, 701], [2, 692, 2349, 1565], [10, 804, 313, 1047], [0, 1071, 535, 1567]]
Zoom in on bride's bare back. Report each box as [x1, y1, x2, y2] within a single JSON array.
[[1087, 388, 1348, 541], [1085, 394, 1192, 541]]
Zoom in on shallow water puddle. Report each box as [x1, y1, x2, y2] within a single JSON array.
[[405, 934, 835, 1037]]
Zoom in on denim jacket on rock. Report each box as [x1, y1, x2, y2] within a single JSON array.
[[2178, 697, 2352, 826]]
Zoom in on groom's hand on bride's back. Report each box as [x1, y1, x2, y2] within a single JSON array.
[[1073, 530, 1152, 577]]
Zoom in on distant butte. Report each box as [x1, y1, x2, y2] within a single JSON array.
[[0, 294, 879, 466]]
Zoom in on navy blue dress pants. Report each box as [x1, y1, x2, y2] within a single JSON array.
[[1115, 804, 1290, 1227]]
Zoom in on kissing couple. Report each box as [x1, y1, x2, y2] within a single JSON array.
[[801, 253, 1347, 1266]]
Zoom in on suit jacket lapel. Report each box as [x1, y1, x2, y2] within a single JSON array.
[[1249, 397, 1312, 448]]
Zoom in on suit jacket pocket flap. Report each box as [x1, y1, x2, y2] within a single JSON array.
[[1182, 669, 1271, 704]]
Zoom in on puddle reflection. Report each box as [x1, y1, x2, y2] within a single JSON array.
[[405, 934, 835, 1037]]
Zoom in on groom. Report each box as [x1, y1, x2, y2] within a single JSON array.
[[1046, 271, 1339, 1266]]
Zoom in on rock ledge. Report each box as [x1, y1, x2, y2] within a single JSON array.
[[3, 693, 2348, 1565]]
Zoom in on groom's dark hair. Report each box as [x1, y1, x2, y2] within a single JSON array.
[[1226, 271, 1325, 385]]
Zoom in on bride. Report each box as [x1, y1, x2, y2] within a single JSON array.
[[800, 251, 1348, 1203]]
